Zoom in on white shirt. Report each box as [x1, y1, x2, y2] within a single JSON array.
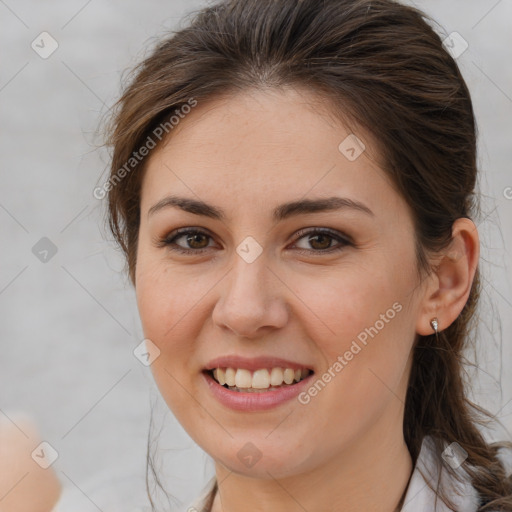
[[185, 436, 510, 512], [49, 435, 510, 511]]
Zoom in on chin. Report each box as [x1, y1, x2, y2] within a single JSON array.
[[204, 436, 316, 479]]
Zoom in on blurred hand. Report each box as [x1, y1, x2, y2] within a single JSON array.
[[0, 412, 61, 512]]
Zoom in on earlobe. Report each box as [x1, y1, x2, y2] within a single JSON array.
[[416, 218, 480, 336]]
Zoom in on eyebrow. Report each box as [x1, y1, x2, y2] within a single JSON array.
[[147, 195, 374, 221]]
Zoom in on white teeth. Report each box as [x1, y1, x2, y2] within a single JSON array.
[[225, 368, 236, 387], [270, 367, 284, 386], [216, 368, 226, 386], [283, 368, 295, 385], [252, 369, 270, 389], [235, 369, 252, 388], [212, 367, 311, 390]]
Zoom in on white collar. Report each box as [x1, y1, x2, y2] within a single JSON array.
[[186, 436, 482, 512], [400, 436, 480, 511]]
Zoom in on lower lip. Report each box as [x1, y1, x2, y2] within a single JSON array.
[[202, 371, 314, 412]]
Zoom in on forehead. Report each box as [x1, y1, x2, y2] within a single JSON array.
[[140, 87, 400, 221]]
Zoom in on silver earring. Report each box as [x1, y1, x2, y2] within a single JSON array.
[[430, 317, 439, 334]]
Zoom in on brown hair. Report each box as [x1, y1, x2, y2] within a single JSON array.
[[103, 0, 512, 509]]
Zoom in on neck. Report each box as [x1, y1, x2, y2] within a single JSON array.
[[210, 422, 413, 512]]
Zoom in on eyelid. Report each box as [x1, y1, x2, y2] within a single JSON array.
[[291, 227, 353, 246], [157, 226, 352, 255], [289, 227, 352, 254], [155, 227, 217, 253]]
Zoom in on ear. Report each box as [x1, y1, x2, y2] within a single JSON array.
[[416, 218, 480, 336]]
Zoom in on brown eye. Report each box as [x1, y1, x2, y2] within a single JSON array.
[[160, 228, 216, 254], [184, 232, 210, 249], [307, 233, 334, 250], [292, 228, 351, 254]]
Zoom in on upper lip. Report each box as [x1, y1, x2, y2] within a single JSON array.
[[204, 355, 314, 372]]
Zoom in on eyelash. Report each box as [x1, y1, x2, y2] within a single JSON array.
[[157, 227, 352, 255]]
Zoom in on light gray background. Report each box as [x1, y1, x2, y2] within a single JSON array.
[[1, 1, 511, 510]]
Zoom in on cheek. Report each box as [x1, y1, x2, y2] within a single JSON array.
[[294, 258, 417, 411], [135, 263, 207, 418], [135, 259, 201, 369], [136, 253, 202, 333], [290, 258, 414, 351]]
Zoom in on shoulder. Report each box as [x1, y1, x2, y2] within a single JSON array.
[[184, 440, 512, 512], [401, 435, 480, 512], [185, 475, 217, 512], [496, 442, 512, 477], [402, 436, 512, 512]]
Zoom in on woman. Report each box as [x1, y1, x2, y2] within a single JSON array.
[[103, 0, 512, 510]]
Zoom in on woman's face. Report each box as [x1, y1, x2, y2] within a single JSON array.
[[135, 87, 427, 478]]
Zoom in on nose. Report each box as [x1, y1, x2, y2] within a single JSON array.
[[211, 254, 289, 339]]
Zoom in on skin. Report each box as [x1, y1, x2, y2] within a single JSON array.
[[135, 86, 479, 512], [0, 414, 61, 512]]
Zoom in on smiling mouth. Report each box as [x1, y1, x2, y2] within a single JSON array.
[[205, 367, 313, 393]]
